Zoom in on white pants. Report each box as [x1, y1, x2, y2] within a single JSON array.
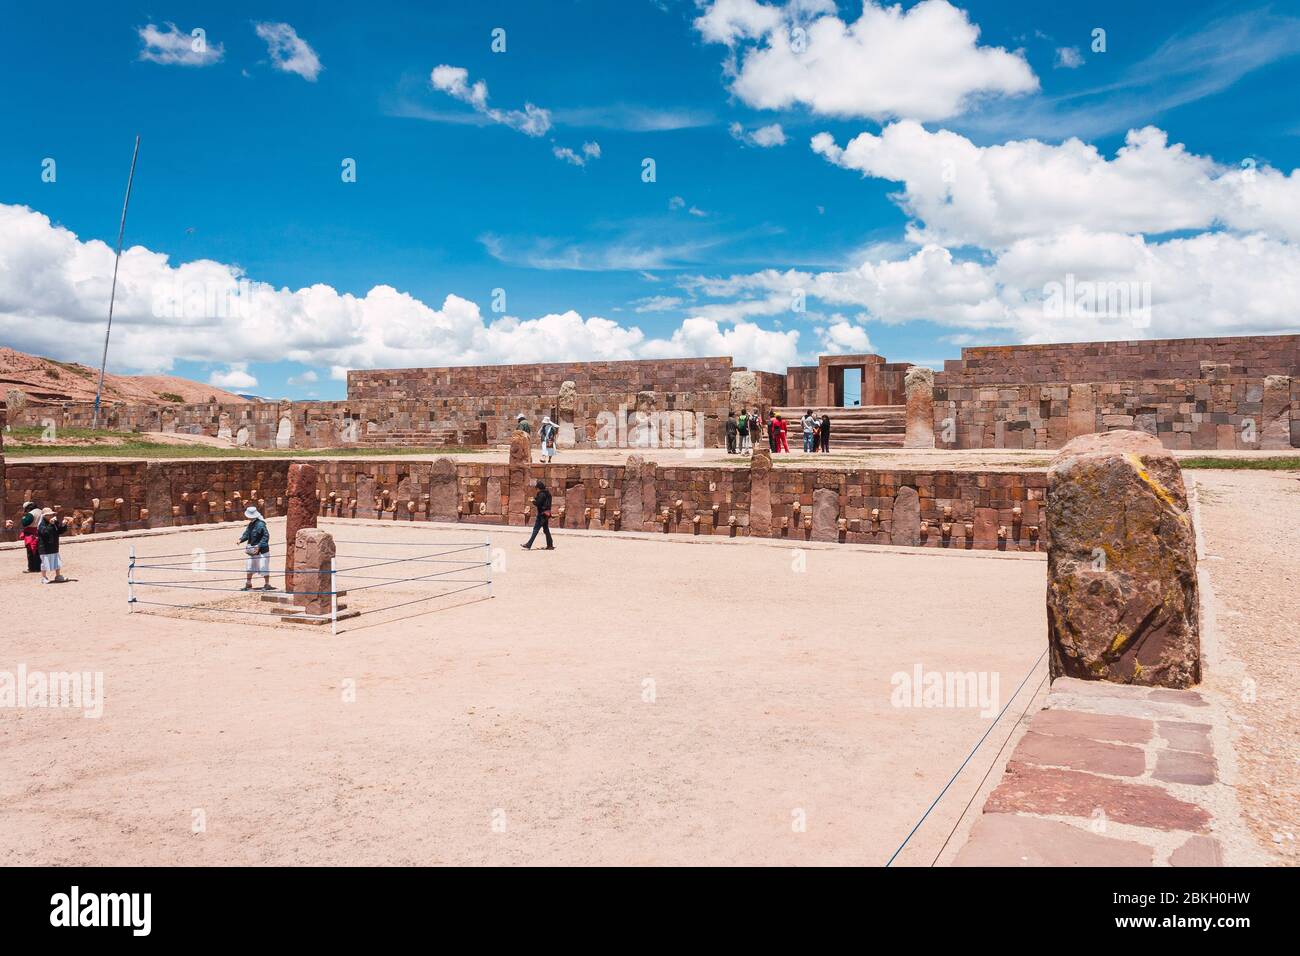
[[245, 552, 269, 575], [40, 554, 62, 573]]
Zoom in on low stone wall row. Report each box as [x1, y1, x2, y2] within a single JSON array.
[[932, 375, 1299, 450], [2, 456, 1048, 552], [6, 390, 736, 450]]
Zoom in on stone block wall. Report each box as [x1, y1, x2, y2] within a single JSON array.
[[5, 457, 1046, 553], [346, 356, 736, 401], [933, 376, 1300, 450], [939, 334, 1300, 386]]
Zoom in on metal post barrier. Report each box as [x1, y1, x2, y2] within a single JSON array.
[[128, 544, 136, 612], [485, 538, 493, 598], [330, 556, 338, 637]]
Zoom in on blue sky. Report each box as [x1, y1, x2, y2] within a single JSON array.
[[2, 0, 1299, 400]]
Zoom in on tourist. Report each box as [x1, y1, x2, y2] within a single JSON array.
[[777, 414, 790, 453], [239, 505, 273, 592], [36, 508, 69, 584], [802, 410, 817, 452], [20, 513, 40, 573], [737, 409, 749, 453], [820, 414, 831, 452], [521, 480, 554, 550], [768, 413, 779, 452], [725, 412, 738, 454], [515, 413, 531, 436], [540, 416, 558, 462]]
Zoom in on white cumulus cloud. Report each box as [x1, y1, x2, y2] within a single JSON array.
[[696, 0, 1038, 122], [254, 22, 323, 81], [137, 23, 224, 67]]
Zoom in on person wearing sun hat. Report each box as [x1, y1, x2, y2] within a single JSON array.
[[539, 415, 558, 461], [36, 508, 70, 583], [238, 505, 273, 591]]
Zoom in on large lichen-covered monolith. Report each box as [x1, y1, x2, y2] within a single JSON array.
[[1046, 430, 1200, 688], [1260, 375, 1292, 449], [293, 528, 336, 617], [622, 454, 647, 529], [903, 366, 935, 448], [748, 444, 772, 536], [284, 462, 319, 592]]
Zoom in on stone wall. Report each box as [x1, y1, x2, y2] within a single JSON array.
[[346, 356, 736, 400], [933, 376, 1300, 450], [4, 457, 1046, 552], [939, 333, 1300, 386]]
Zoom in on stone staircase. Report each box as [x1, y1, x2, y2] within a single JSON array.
[[771, 405, 906, 450]]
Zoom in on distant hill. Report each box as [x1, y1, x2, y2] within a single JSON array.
[[0, 347, 251, 407]]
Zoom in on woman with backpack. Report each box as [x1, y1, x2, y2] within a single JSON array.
[[239, 505, 274, 591]]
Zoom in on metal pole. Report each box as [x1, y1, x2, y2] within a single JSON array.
[[486, 538, 492, 597], [128, 544, 136, 611], [330, 556, 338, 636], [93, 134, 141, 430]]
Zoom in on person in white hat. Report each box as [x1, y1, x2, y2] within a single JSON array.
[[238, 505, 273, 591], [539, 415, 558, 461], [36, 508, 70, 584], [515, 413, 532, 436]]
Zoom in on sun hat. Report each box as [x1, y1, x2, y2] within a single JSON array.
[[244, 506, 263, 520], [516, 413, 526, 420], [40, 508, 55, 518]]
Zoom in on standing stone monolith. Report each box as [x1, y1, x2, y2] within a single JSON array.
[[429, 457, 458, 520], [622, 454, 646, 529], [811, 488, 839, 542], [892, 486, 920, 546], [284, 462, 318, 592], [1260, 375, 1292, 449], [293, 528, 336, 617], [748, 444, 772, 535], [903, 366, 935, 448], [1045, 430, 1200, 688]]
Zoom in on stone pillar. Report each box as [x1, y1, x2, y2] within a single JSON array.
[[507, 432, 532, 522], [557, 380, 578, 446], [892, 486, 920, 546], [1260, 375, 1292, 449], [429, 457, 458, 519], [1045, 430, 1200, 688], [293, 528, 336, 618], [903, 366, 935, 448], [621, 454, 647, 529], [144, 461, 174, 529], [1066, 383, 1096, 440], [284, 462, 319, 592], [811, 488, 839, 542], [748, 444, 772, 536]]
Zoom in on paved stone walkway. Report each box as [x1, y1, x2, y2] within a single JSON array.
[[955, 677, 1232, 866]]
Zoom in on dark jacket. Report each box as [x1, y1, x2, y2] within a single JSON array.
[[820, 416, 831, 436], [37, 519, 65, 555], [725, 418, 738, 437], [533, 488, 553, 517], [239, 518, 271, 554]]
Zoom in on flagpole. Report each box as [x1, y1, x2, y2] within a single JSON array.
[[92, 134, 141, 430]]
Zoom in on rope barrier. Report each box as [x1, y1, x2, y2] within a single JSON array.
[[883, 646, 1049, 868], [128, 535, 493, 630]]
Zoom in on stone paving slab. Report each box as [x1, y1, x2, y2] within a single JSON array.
[[953, 676, 1228, 866], [954, 813, 1154, 867]]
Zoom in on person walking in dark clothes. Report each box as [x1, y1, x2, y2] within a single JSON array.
[[820, 414, 831, 452], [725, 412, 738, 454], [20, 513, 41, 573], [521, 480, 555, 550]]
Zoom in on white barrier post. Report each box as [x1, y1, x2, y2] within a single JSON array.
[[330, 556, 338, 637], [486, 538, 493, 598], [128, 544, 136, 612]]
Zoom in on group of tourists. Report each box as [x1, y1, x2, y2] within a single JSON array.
[[15, 501, 70, 584], [516, 412, 559, 463], [725, 409, 831, 455]]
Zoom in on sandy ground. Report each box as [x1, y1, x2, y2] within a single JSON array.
[[1190, 470, 1300, 863], [0, 519, 1047, 866]]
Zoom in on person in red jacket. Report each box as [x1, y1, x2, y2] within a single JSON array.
[[19, 513, 40, 573], [776, 414, 790, 453]]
